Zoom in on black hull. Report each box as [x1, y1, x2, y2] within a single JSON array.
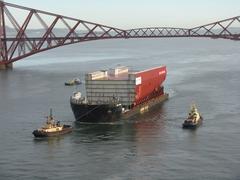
[[65, 83, 74, 86], [70, 93, 169, 122], [32, 126, 72, 137], [70, 103, 122, 122], [182, 117, 203, 129], [182, 123, 200, 129], [65, 82, 81, 86]]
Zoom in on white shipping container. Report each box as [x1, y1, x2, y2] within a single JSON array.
[[108, 66, 128, 76], [86, 71, 108, 80], [84, 66, 138, 105]]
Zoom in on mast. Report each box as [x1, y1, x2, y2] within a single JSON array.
[[50, 108, 53, 119]]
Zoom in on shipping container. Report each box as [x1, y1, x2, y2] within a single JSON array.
[[85, 66, 166, 106], [134, 66, 167, 105]]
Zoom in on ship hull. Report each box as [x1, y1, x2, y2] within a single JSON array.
[[182, 117, 203, 129], [71, 93, 169, 122], [122, 93, 169, 119], [70, 103, 123, 122], [32, 125, 72, 137]]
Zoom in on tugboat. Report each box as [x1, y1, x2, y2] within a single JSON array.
[[65, 78, 81, 86], [182, 104, 203, 129], [32, 109, 72, 137]]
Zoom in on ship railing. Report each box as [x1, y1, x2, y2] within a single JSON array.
[[70, 97, 87, 105]]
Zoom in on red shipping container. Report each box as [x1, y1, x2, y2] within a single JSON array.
[[134, 66, 167, 104]]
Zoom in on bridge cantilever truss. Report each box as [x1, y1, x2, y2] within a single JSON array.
[[0, 1, 240, 65], [126, 27, 190, 38], [126, 16, 240, 40]]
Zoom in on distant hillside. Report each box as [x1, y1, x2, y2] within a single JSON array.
[[4, 26, 86, 37], [3, 26, 240, 37]]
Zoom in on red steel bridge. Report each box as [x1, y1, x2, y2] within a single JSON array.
[[0, 1, 240, 69]]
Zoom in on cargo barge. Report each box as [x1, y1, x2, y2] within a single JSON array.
[[70, 66, 168, 122]]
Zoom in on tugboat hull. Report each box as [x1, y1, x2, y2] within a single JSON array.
[[32, 125, 72, 137], [182, 117, 203, 129], [65, 82, 74, 86]]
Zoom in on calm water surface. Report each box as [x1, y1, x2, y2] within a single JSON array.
[[0, 39, 240, 180]]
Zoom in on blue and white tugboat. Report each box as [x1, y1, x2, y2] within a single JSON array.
[[32, 109, 72, 137], [182, 104, 203, 129]]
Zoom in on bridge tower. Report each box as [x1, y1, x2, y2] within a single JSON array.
[[0, 0, 12, 70]]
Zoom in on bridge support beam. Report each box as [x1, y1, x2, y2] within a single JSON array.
[[0, 63, 13, 70]]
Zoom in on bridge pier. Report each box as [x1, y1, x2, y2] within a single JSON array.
[[0, 63, 13, 70]]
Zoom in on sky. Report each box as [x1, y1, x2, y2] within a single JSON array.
[[4, 0, 240, 29]]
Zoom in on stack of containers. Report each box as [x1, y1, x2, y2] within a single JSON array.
[[85, 66, 167, 107]]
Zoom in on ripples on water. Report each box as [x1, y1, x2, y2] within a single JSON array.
[[0, 39, 240, 179]]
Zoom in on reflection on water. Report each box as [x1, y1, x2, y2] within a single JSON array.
[[70, 104, 168, 159], [131, 105, 167, 156], [72, 104, 167, 143], [33, 136, 65, 146], [33, 135, 68, 159], [73, 122, 123, 143]]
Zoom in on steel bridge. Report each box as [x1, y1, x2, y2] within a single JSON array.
[[0, 1, 240, 69]]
